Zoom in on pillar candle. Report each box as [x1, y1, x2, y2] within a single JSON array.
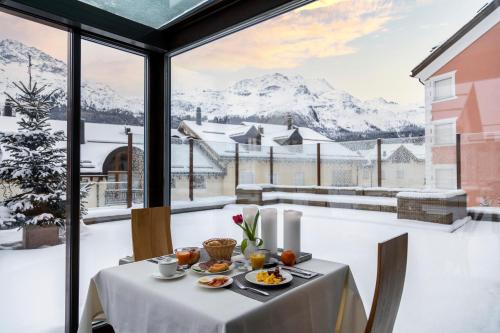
[[242, 205, 259, 240], [260, 208, 278, 254], [283, 209, 302, 256]]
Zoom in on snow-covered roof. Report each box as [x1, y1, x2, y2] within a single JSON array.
[[0, 115, 223, 175], [178, 120, 361, 160], [241, 121, 332, 144], [171, 143, 224, 175], [171, 128, 187, 138]]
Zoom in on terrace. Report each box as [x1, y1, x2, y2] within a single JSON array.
[[0, 1, 499, 333], [1, 205, 499, 333]]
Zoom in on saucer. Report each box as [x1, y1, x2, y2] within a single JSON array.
[[151, 269, 187, 280], [263, 257, 279, 268]]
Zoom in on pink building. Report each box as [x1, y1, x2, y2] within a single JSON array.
[[412, 2, 500, 207]]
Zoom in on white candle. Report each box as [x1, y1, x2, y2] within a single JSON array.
[[283, 209, 302, 256], [260, 208, 277, 254], [242, 205, 259, 240]]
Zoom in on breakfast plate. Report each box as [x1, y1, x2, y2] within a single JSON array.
[[245, 268, 293, 287], [191, 260, 234, 275], [151, 269, 187, 280], [197, 275, 233, 289]]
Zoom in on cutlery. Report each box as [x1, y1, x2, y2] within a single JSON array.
[[280, 266, 314, 276], [235, 279, 269, 296], [286, 271, 312, 279]]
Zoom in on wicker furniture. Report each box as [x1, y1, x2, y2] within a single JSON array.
[[236, 185, 468, 224], [397, 191, 467, 225]]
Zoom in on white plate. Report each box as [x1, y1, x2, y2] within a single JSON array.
[[245, 269, 293, 286], [197, 275, 233, 289], [151, 269, 187, 280], [191, 262, 234, 275]]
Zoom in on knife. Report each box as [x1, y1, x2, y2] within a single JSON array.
[[281, 266, 314, 276]]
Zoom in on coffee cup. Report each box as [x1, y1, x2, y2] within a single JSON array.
[[158, 258, 178, 276]]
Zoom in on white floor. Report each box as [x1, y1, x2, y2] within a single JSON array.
[[0, 204, 499, 333]]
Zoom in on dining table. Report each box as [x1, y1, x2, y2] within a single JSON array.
[[78, 255, 367, 333]]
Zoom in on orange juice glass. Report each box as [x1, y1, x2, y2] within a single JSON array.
[[175, 250, 191, 265], [249, 251, 266, 270]]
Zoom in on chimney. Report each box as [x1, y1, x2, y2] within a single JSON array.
[[80, 119, 86, 144], [3, 100, 13, 117], [258, 125, 264, 135], [196, 107, 202, 125], [287, 114, 293, 130]]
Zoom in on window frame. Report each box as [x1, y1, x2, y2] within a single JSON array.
[[431, 117, 457, 147], [430, 71, 457, 103], [433, 164, 457, 190]]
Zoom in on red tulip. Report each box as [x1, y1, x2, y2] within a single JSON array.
[[232, 214, 243, 224]]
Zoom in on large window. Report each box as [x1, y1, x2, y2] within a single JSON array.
[[0, 12, 68, 333], [0, 11, 147, 333], [80, 39, 145, 319]]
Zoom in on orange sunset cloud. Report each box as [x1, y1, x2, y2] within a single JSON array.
[[174, 0, 396, 70]]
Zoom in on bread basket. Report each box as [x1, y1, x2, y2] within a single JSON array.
[[203, 238, 237, 260]]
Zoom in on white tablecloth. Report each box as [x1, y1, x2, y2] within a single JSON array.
[[79, 259, 366, 333]]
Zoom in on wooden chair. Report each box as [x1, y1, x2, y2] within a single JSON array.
[[365, 233, 408, 333], [131, 206, 173, 261]]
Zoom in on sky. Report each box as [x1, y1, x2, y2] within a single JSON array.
[[0, 0, 490, 104], [0, 12, 144, 97], [172, 0, 490, 104]]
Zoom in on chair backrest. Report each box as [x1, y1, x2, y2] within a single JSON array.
[[365, 233, 408, 333], [131, 207, 173, 261]]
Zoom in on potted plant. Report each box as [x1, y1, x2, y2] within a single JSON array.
[[232, 211, 263, 258]]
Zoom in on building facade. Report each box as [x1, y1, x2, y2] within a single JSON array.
[[412, 2, 500, 206]]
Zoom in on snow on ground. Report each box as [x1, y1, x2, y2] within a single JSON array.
[[0, 204, 499, 333], [82, 197, 237, 221]]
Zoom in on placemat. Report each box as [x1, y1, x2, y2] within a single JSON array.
[[228, 270, 322, 303]]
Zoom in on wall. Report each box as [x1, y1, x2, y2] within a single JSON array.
[[427, 22, 500, 205]]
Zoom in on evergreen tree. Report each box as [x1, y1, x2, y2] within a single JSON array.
[[0, 56, 67, 228]]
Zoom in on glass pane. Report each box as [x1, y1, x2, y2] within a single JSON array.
[[0, 12, 67, 333], [193, 140, 236, 202], [322, 140, 376, 187], [239, 143, 271, 185], [171, 138, 191, 203], [79, 39, 145, 321], [381, 137, 426, 188], [434, 77, 453, 100], [273, 144, 316, 186], [79, 0, 210, 28], [461, 132, 500, 216]]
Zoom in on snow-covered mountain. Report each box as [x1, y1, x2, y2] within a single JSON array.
[[0, 39, 424, 139], [172, 73, 424, 139], [0, 39, 144, 114]]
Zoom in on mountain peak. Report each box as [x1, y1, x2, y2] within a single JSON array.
[[0, 38, 143, 114], [172, 71, 424, 138], [0, 38, 66, 74]]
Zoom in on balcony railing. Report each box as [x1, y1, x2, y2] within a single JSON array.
[[105, 188, 144, 206], [169, 132, 500, 210]]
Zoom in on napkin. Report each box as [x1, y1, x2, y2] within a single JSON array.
[[283, 209, 302, 255]]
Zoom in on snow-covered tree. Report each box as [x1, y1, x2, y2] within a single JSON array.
[[0, 56, 67, 228]]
